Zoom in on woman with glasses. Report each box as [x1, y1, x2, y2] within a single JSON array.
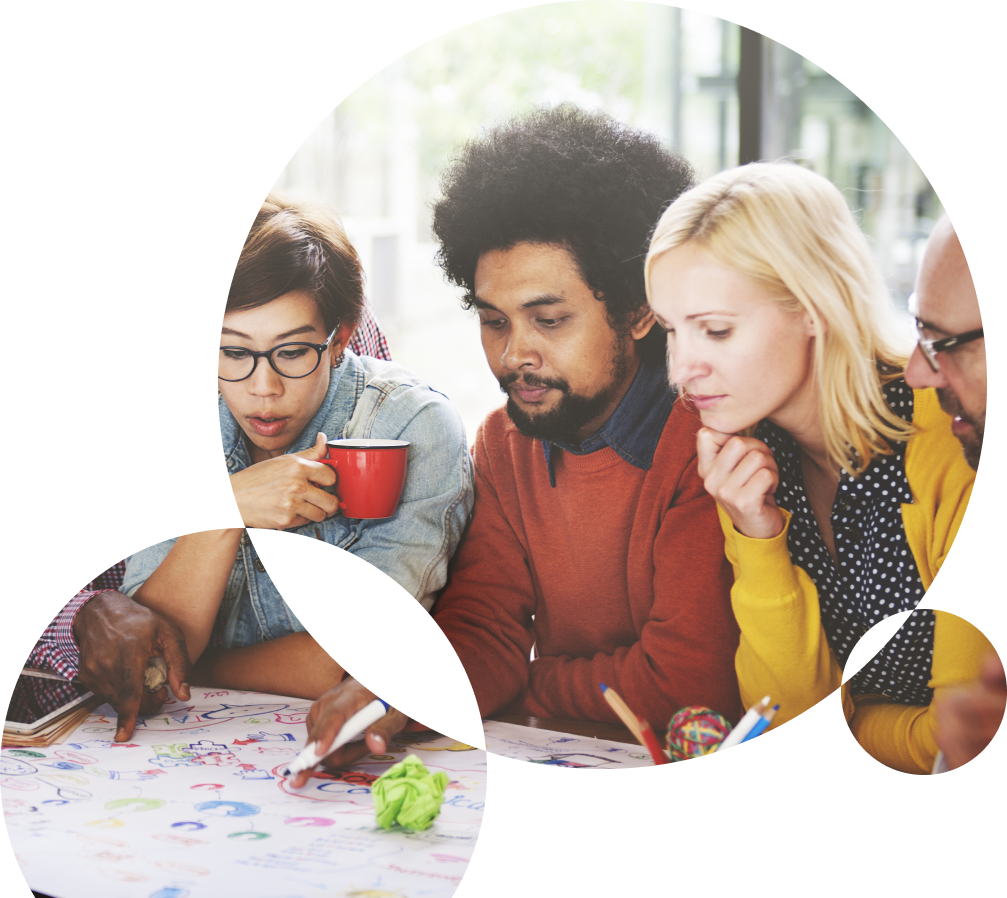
[[120, 193, 473, 699], [645, 162, 991, 773]]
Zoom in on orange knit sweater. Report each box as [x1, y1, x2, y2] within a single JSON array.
[[434, 400, 742, 731]]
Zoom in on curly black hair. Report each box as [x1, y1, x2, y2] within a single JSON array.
[[431, 104, 695, 364]]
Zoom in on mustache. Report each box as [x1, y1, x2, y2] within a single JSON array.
[[936, 387, 974, 427], [498, 371, 570, 393]]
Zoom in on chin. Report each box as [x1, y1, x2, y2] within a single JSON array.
[[697, 410, 758, 436]]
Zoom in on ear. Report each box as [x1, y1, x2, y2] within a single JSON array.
[[631, 307, 658, 341], [329, 321, 356, 363], [802, 309, 821, 338]]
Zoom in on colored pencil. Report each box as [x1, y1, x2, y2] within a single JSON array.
[[636, 715, 670, 765], [716, 695, 771, 751], [740, 703, 779, 743], [599, 683, 645, 745]]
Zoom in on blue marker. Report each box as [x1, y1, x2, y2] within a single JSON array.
[[281, 698, 390, 779]]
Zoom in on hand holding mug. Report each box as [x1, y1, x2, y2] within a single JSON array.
[[230, 432, 341, 530], [696, 427, 784, 540]]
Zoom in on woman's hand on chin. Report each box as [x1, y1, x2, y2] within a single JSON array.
[[230, 431, 341, 530], [697, 427, 785, 540]]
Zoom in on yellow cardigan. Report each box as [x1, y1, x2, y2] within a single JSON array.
[[723, 387, 989, 774]]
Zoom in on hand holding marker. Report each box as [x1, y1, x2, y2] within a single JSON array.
[[283, 698, 390, 780]]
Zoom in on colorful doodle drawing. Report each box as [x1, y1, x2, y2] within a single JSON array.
[[192, 800, 260, 817], [231, 731, 296, 745], [272, 709, 310, 725], [526, 752, 620, 768], [201, 704, 289, 720], [0, 758, 38, 776], [105, 798, 167, 813], [150, 887, 189, 898]]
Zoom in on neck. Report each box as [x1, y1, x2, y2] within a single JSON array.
[[572, 351, 642, 443], [770, 393, 836, 476], [249, 441, 288, 465]]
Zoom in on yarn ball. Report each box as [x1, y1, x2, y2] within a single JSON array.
[[665, 706, 732, 761]]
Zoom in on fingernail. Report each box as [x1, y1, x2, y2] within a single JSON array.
[[373, 734, 385, 751], [116, 728, 127, 741]]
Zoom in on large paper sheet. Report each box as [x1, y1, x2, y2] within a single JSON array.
[[483, 720, 654, 768], [2, 687, 486, 898]]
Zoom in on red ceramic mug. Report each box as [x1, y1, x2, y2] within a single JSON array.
[[319, 439, 410, 519]]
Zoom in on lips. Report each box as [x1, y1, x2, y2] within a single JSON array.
[[248, 416, 290, 437], [512, 384, 553, 403], [689, 394, 727, 410], [951, 415, 973, 436]]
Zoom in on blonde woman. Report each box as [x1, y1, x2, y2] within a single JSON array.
[[644, 162, 988, 773]]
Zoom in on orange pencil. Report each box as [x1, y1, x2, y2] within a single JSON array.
[[599, 683, 645, 745], [637, 715, 670, 765]]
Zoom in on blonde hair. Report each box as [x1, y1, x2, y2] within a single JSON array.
[[644, 162, 911, 476]]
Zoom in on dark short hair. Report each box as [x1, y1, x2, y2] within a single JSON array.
[[227, 192, 364, 333], [431, 104, 695, 364]]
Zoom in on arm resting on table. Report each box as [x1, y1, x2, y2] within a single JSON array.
[[192, 631, 344, 701]]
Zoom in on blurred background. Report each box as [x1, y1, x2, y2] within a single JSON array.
[[273, 1, 942, 442]]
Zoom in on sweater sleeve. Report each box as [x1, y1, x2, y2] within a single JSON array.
[[432, 422, 536, 717], [516, 454, 742, 728], [726, 506, 845, 727], [848, 611, 994, 773]]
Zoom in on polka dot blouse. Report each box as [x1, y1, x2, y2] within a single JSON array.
[[754, 378, 935, 706]]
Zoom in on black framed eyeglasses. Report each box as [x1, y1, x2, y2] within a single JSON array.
[[218, 328, 338, 382], [909, 294, 984, 373]]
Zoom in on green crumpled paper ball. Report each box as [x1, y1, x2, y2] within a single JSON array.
[[372, 754, 449, 831]]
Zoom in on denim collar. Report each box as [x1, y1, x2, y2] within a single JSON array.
[[541, 362, 676, 487]]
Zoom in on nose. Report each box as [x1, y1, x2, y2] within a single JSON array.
[[246, 356, 284, 397], [499, 323, 541, 372], [668, 335, 709, 387], [904, 343, 948, 390]]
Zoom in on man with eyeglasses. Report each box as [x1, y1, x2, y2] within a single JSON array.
[[906, 216, 986, 469], [904, 214, 1003, 769]]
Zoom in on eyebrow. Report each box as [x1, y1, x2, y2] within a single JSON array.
[[221, 324, 322, 341], [472, 294, 568, 312], [685, 311, 738, 319], [914, 317, 952, 337]]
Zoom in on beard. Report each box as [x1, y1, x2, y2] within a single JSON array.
[[936, 386, 984, 470], [500, 342, 632, 443]]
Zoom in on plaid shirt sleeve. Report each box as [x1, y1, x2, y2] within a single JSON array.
[[348, 301, 392, 361], [24, 560, 127, 680]]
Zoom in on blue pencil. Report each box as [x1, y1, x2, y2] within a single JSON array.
[[740, 704, 779, 743]]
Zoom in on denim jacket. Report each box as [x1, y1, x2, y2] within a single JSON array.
[[122, 351, 474, 649]]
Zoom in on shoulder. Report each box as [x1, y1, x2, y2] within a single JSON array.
[[349, 353, 466, 433], [905, 387, 975, 499], [652, 397, 703, 470], [471, 405, 543, 481]]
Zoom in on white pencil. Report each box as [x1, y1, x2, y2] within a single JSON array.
[[281, 698, 390, 778], [716, 695, 771, 751]]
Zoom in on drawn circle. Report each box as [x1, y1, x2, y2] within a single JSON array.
[[56, 750, 97, 764], [227, 830, 270, 840], [0, 759, 37, 776], [284, 817, 335, 827], [171, 821, 207, 831], [57, 787, 92, 801], [104, 798, 166, 812], [193, 800, 260, 817], [7, 749, 45, 759]]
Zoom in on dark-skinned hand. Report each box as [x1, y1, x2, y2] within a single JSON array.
[[73, 590, 192, 742], [290, 677, 409, 788], [935, 653, 1006, 770]]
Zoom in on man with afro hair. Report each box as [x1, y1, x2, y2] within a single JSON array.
[[425, 105, 742, 733]]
